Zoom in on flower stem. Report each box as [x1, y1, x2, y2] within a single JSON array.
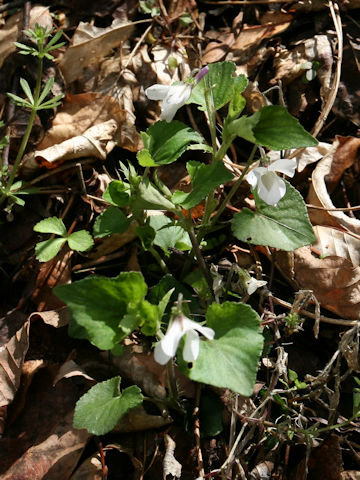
[[204, 75, 217, 156], [0, 56, 43, 207], [211, 144, 258, 226]]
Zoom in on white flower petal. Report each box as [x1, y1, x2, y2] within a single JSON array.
[[159, 319, 184, 357], [160, 101, 182, 122], [165, 84, 192, 105], [154, 342, 173, 365], [246, 167, 267, 188], [268, 158, 297, 177], [145, 84, 170, 100], [181, 317, 215, 340], [183, 329, 200, 362], [258, 172, 286, 205]]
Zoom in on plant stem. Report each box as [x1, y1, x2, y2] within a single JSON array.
[[204, 75, 217, 156], [149, 245, 169, 274], [0, 56, 43, 207], [211, 144, 257, 226]]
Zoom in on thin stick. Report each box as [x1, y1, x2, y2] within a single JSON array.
[[193, 384, 205, 479], [311, 1, 343, 137], [271, 295, 359, 327], [307, 203, 360, 212]]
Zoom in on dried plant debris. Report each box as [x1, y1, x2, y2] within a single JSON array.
[[1, 1, 360, 478]]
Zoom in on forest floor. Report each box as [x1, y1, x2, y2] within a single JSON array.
[[0, 0, 360, 479]]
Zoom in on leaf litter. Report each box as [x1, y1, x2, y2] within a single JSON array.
[[0, 0, 360, 479]]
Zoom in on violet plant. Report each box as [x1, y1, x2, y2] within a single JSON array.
[[55, 61, 318, 435]]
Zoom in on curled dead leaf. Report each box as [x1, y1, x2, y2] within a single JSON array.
[[34, 119, 118, 168], [275, 225, 360, 319], [0, 318, 30, 407], [307, 137, 360, 234]]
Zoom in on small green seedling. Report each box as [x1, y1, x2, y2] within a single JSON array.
[[34, 216, 94, 262]]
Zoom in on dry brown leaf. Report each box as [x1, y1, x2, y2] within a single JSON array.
[[112, 404, 172, 433], [341, 472, 360, 480], [0, 318, 30, 407], [31, 250, 72, 312], [109, 345, 166, 399], [5, 359, 46, 431], [1, 412, 89, 480], [308, 435, 343, 480], [163, 434, 182, 480], [324, 136, 360, 193], [0, 6, 52, 69], [230, 17, 291, 57], [148, 45, 191, 86], [307, 138, 360, 234], [273, 35, 333, 101], [36, 93, 125, 150], [268, 143, 332, 173], [69, 453, 102, 480], [87, 224, 137, 259], [30, 307, 70, 328], [275, 225, 360, 319], [59, 19, 134, 84], [34, 119, 117, 168], [53, 360, 95, 386]]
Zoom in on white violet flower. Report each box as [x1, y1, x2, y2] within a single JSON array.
[[245, 277, 267, 295], [154, 313, 215, 365], [145, 66, 209, 122], [246, 158, 297, 206]]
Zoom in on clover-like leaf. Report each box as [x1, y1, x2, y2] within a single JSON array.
[[34, 216, 67, 236], [35, 238, 66, 262], [67, 230, 94, 252]]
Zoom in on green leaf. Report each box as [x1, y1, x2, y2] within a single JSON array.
[[172, 160, 233, 209], [35, 238, 66, 262], [233, 106, 318, 150], [178, 302, 263, 396], [34, 216, 67, 236], [138, 300, 160, 336], [20, 78, 34, 105], [67, 230, 94, 252], [231, 181, 315, 251], [54, 272, 147, 350], [189, 61, 247, 111], [135, 224, 156, 250], [148, 215, 191, 254], [148, 274, 199, 314], [137, 121, 206, 166], [103, 180, 130, 207], [38, 77, 54, 105], [132, 178, 175, 211], [228, 76, 248, 120], [93, 207, 130, 238], [113, 300, 158, 340], [73, 377, 143, 435], [7, 93, 33, 108]]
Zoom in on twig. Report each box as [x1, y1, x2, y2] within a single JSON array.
[[311, 1, 343, 137], [307, 203, 360, 212], [193, 384, 205, 479], [271, 295, 359, 327]]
